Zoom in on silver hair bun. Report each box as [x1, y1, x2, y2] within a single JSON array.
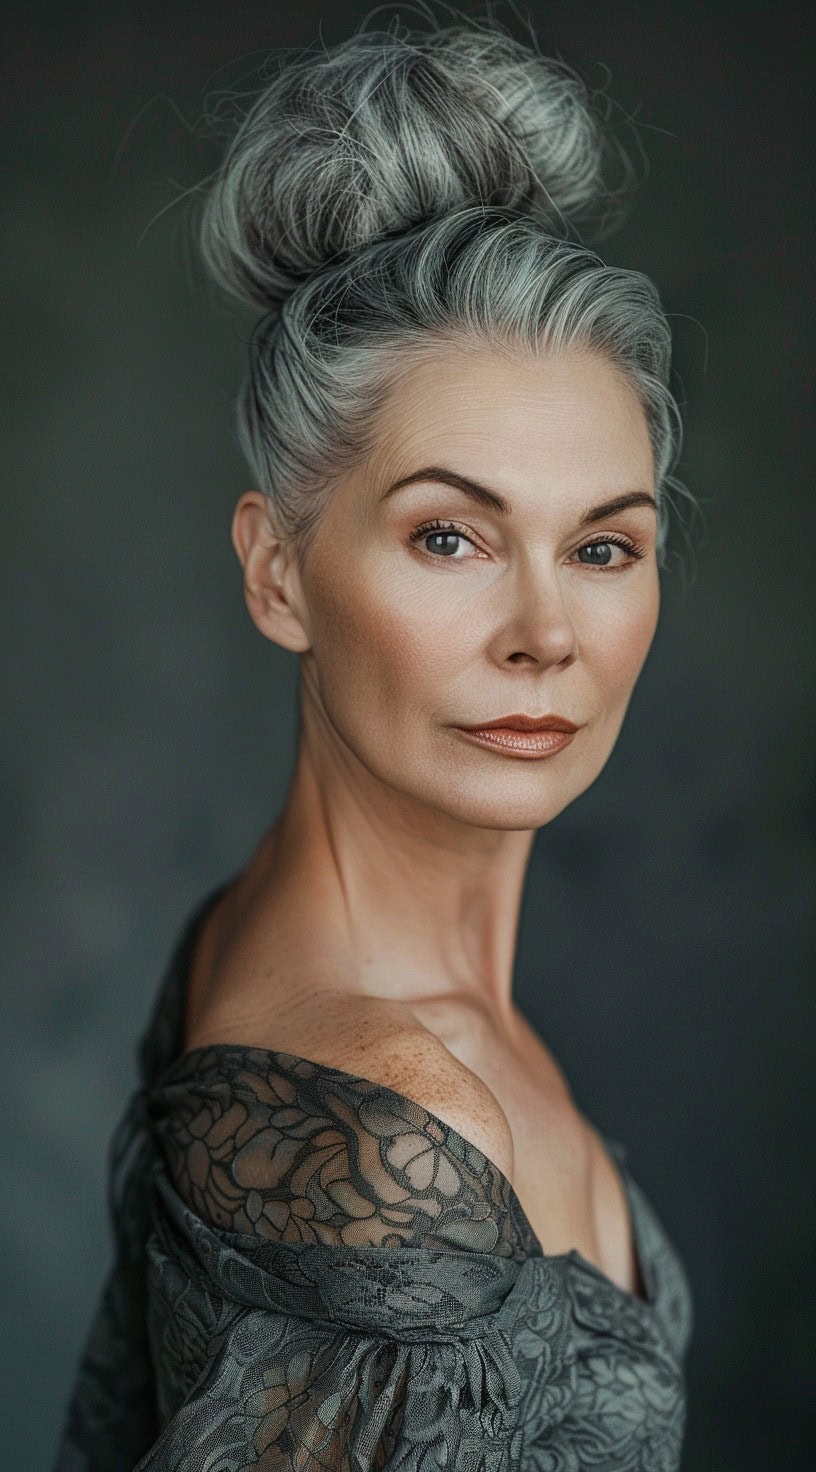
[[199, 17, 611, 311]]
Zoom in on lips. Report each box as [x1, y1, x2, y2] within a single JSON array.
[[458, 713, 579, 733], [453, 712, 581, 760]]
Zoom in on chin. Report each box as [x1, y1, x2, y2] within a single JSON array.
[[362, 730, 598, 831], [409, 771, 585, 832]]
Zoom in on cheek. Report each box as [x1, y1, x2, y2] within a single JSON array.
[[582, 576, 660, 696], [307, 562, 467, 718]]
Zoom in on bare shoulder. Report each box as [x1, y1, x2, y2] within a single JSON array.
[[196, 985, 516, 1181], [330, 1004, 516, 1179], [183, 892, 515, 1177]]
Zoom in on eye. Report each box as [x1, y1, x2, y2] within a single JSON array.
[[408, 519, 481, 559], [409, 524, 645, 568], [572, 535, 647, 571]]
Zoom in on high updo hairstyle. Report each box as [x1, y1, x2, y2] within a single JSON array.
[[196, 7, 690, 570]]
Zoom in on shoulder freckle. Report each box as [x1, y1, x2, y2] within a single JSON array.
[[341, 1024, 516, 1181]]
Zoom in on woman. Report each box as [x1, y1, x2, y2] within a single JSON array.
[[54, 11, 696, 1469]]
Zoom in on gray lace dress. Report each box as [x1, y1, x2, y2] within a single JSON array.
[[53, 878, 694, 1471]]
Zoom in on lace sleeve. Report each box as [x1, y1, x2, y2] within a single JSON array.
[[149, 1045, 529, 1257], [129, 1046, 532, 1470], [137, 1301, 410, 1471], [52, 1044, 690, 1471], [137, 1176, 532, 1471]]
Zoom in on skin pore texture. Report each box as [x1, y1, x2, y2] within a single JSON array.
[[184, 342, 660, 1296]]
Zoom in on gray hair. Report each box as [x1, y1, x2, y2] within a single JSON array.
[[195, 10, 695, 570]]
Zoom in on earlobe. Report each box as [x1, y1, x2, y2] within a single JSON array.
[[230, 491, 311, 654]]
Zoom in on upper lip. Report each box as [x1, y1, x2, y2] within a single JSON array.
[[458, 713, 579, 733]]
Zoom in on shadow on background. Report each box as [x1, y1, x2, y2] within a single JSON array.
[[1, 2, 813, 1467]]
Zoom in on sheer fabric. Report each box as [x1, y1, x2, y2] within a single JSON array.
[[53, 880, 693, 1470]]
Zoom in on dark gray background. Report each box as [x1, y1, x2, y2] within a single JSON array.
[[1, 2, 813, 1468]]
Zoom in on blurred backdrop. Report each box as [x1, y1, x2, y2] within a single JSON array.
[[1, 2, 813, 1467]]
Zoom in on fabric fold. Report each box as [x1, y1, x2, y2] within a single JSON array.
[[149, 1160, 530, 1342], [138, 1223, 532, 1472]]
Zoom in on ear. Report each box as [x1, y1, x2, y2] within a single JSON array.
[[230, 491, 312, 653]]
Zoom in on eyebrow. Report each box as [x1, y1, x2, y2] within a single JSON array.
[[379, 466, 658, 525]]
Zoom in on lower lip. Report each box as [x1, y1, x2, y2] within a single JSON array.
[[455, 727, 577, 758]]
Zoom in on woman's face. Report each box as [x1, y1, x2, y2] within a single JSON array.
[[288, 343, 660, 831]]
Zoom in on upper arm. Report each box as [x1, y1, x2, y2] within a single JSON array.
[[152, 1018, 516, 1251], [138, 1024, 533, 1469]]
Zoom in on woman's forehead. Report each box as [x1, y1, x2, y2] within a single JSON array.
[[364, 345, 654, 507]]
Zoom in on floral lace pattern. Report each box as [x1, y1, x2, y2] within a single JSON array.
[[52, 879, 694, 1471], [151, 1044, 535, 1259]]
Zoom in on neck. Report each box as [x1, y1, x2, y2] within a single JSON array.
[[255, 713, 537, 1030]]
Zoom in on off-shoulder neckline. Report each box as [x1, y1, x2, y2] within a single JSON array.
[[155, 1034, 654, 1309], [144, 875, 654, 1308]]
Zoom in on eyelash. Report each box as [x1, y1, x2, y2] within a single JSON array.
[[408, 519, 648, 570]]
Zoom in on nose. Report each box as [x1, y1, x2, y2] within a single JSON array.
[[496, 565, 578, 669]]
